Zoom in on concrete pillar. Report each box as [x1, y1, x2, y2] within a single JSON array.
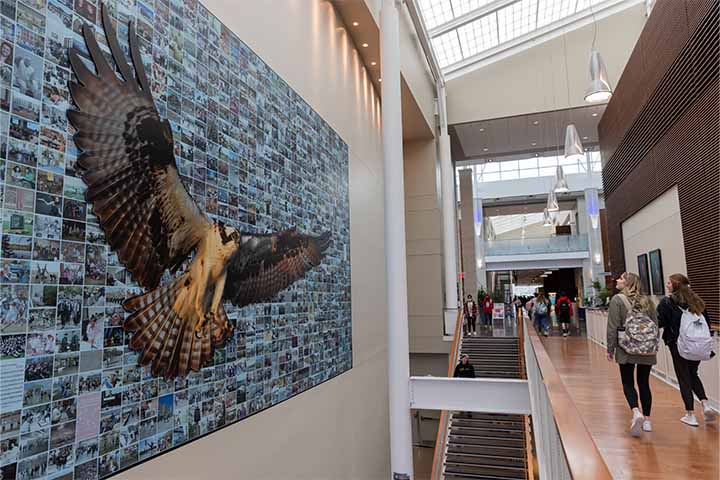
[[437, 84, 460, 334], [459, 169, 477, 299], [381, 1, 413, 478]]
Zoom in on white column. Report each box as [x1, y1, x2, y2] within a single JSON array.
[[438, 84, 460, 333], [381, 1, 414, 478], [473, 189, 486, 291], [584, 187, 603, 289]]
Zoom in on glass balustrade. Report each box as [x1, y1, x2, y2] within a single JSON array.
[[486, 235, 589, 256]]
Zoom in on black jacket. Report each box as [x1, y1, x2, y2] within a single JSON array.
[[657, 296, 712, 346], [453, 362, 476, 378]]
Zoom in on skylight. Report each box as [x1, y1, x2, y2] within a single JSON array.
[[418, 0, 626, 71]]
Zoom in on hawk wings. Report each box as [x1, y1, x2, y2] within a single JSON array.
[[67, 4, 332, 378]]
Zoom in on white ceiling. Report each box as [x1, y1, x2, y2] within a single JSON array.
[[451, 103, 604, 162]]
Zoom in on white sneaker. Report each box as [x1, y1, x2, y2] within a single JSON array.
[[630, 411, 644, 437], [681, 413, 699, 427], [703, 405, 717, 423], [642, 419, 652, 432]]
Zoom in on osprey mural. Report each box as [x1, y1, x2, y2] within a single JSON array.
[[66, 5, 331, 379]]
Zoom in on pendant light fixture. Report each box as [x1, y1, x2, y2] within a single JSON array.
[[563, 124, 585, 162], [584, 4, 613, 103], [585, 49, 613, 102], [547, 190, 559, 212], [553, 164, 569, 192]]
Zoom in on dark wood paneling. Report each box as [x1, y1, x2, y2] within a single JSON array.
[[600, 0, 720, 326]]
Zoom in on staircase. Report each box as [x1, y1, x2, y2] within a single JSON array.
[[460, 337, 523, 379], [442, 334, 530, 480]]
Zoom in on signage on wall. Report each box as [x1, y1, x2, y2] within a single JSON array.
[[0, 1, 352, 479]]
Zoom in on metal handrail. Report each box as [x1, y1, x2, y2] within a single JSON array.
[[430, 308, 463, 480]]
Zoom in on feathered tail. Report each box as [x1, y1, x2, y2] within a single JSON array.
[[122, 274, 233, 378]]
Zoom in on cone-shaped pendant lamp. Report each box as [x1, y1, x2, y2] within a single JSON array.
[[585, 49, 613, 102], [543, 208, 553, 226], [547, 190, 559, 212], [554, 165, 569, 192], [564, 124, 585, 162]]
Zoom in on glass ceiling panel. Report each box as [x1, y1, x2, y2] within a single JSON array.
[[432, 31, 464, 68], [419, 0, 612, 71], [456, 12, 499, 57]]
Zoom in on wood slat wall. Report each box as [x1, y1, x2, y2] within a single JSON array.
[[599, 0, 720, 325]]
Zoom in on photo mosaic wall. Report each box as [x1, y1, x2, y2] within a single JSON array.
[[0, 0, 352, 478]]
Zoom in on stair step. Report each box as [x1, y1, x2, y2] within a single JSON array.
[[445, 472, 527, 480], [451, 419, 524, 430], [449, 427, 525, 440], [453, 413, 523, 421], [446, 452, 526, 468], [447, 443, 526, 458], [448, 434, 525, 449], [444, 461, 527, 479]]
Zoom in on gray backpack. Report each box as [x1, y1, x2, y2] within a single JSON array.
[[618, 295, 659, 356]]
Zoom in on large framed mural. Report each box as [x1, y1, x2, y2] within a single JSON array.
[[0, 0, 352, 478]]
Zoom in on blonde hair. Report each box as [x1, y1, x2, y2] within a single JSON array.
[[621, 272, 654, 313]]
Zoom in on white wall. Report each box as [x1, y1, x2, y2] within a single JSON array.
[[117, 2, 391, 478], [622, 186, 687, 284], [621, 186, 719, 409], [446, 3, 647, 124]]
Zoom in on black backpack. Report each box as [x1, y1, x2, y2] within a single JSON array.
[[559, 299, 570, 314]]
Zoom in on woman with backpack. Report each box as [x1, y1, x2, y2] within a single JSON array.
[[606, 272, 659, 437], [657, 273, 716, 426], [532, 293, 550, 336]]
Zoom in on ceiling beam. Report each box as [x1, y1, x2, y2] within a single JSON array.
[[428, 0, 518, 38]]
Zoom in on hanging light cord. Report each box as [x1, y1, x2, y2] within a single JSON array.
[[590, 1, 598, 50]]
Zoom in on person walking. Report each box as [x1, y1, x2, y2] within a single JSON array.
[[556, 292, 574, 337], [482, 294, 494, 331], [453, 354, 476, 378], [657, 273, 716, 426], [463, 295, 478, 336], [606, 272, 658, 437], [532, 292, 550, 336]]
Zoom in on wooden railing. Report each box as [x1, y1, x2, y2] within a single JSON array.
[[430, 308, 463, 480], [524, 319, 613, 480]]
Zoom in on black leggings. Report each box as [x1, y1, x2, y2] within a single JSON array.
[[467, 316, 476, 333], [669, 343, 707, 411], [619, 363, 652, 416]]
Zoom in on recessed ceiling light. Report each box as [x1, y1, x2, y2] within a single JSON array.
[[479, 127, 484, 132], [531, 142, 537, 146], [378, 78, 382, 82], [592, 113, 598, 117], [483, 148, 489, 152], [370, 61, 377, 66], [352, 21, 359, 27], [362, 43, 368, 48], [582, 136, 588, 140], [532, 120, 539, 125]]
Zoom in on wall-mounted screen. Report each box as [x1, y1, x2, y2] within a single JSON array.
[[0, 0, 351, 479]]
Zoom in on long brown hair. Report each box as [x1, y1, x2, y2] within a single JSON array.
[[621, 272, 654, 313], [669, 273, 705, 314]]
